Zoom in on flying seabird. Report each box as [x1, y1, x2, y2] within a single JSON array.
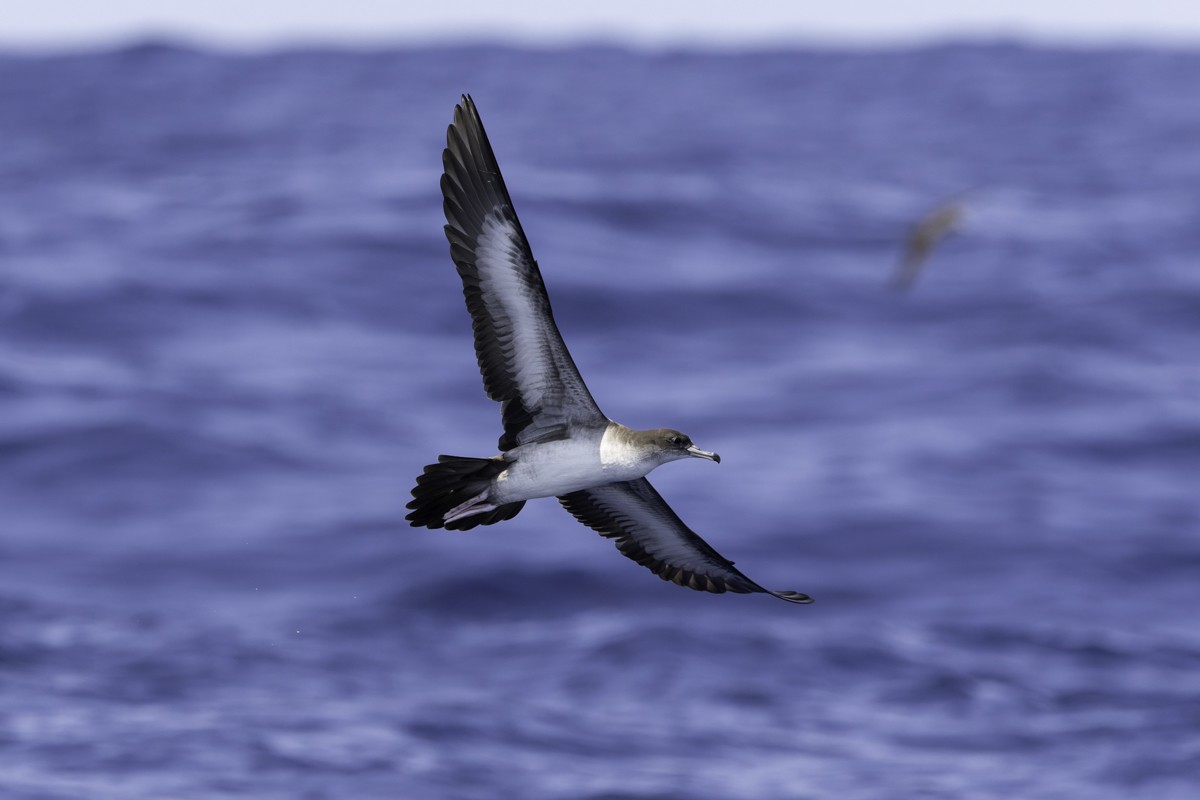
[[406, 96, 811, 604], [891, 195, 969, 292]]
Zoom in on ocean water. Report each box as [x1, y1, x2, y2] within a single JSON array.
[[1, 41, 1199, 799]]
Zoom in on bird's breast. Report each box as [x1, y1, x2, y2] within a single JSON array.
[[599, 425, 646, 473]]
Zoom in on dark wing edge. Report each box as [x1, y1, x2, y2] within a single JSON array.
[[442, 94, 603, 451], [559, 479, 812, 605]]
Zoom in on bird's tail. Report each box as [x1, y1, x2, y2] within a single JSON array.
[[406, 455, 525, 531]]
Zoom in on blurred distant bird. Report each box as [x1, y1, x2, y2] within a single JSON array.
[[406, 96, 811, 604], [891, 196, 968, 292]]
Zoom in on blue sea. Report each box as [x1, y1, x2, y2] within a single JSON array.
[[1, 41, 1199, 799]]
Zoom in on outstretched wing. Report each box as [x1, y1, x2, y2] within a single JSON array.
[[442, 95, 605, 451], [559, 479, 812, 604]]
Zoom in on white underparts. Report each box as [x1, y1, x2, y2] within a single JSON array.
[[600, 425, 641, 471]]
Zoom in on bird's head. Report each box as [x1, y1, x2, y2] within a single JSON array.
[[648, 428, 720, 464]]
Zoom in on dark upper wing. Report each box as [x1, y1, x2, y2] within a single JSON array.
[[442, 95, 605, 451], [559, 479, 812, 604]]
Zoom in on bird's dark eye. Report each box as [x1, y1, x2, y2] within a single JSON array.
[[670, 436, 683, 446]]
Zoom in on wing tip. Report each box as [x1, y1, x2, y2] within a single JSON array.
[[770, 590, 815, 605], [453, 93, 479, 130]]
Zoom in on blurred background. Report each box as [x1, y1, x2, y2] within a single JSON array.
[[2, 3, 1199, 799]]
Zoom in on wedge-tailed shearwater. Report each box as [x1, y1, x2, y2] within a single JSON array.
[[892, 194, 969, 292], [407, 96, 811, 604]]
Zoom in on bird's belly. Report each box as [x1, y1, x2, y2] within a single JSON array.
[[492, 446, 646, 502]]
